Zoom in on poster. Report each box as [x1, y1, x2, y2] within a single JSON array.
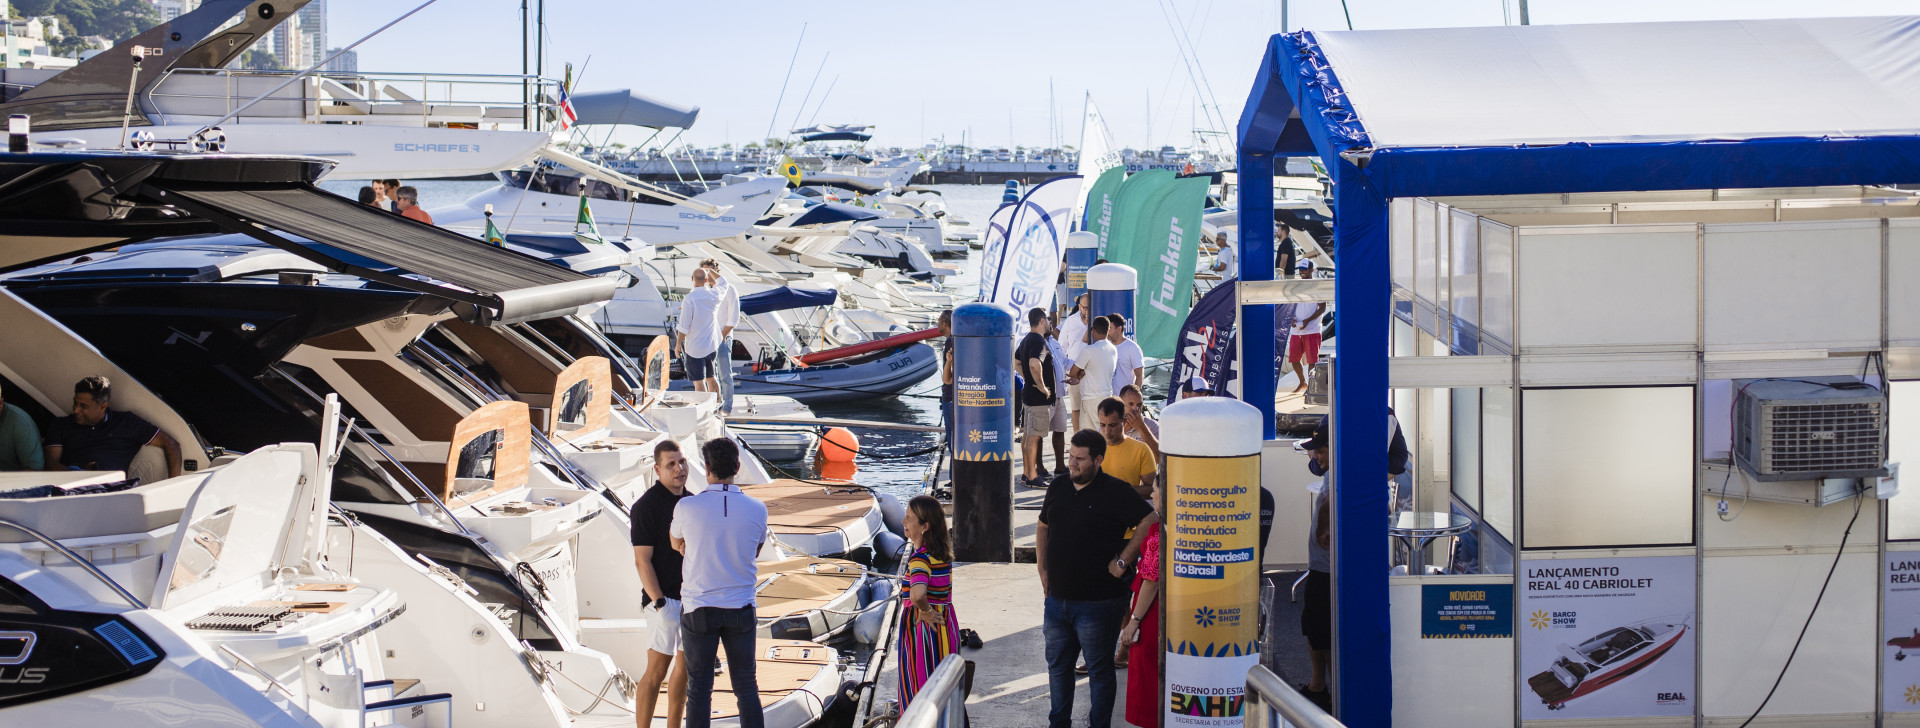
[[1883, 552, 1920, 713], [1518, 556, 1695, 720], [1164, 454, 1262, 726], [1422, 583, 1514, 638]]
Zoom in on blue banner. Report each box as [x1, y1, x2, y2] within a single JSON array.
[[1422, 583, 1514, 638]]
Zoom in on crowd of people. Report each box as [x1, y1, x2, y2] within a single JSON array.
[[673, 259, 741, 414]]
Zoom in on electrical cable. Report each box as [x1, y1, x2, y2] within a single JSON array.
[[1735, 489, 1863, 728]]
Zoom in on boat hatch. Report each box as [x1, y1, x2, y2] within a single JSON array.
[[141, 183, 616, 325]]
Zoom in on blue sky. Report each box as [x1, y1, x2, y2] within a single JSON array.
[[328, 0, 1915, 150]]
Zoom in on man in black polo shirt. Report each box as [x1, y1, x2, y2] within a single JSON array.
[[1035, 429, 1158, 728], [43, 376, 181, 481], [631, 439, 693, 728]]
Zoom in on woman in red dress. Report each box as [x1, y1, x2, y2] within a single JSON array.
[[1121, 482, 1166, 726]]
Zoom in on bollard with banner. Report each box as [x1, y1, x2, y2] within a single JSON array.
[[1065, 230, 1100, 314], [950, 303, 1015, 562], [1160, 396, 1264, 726], [1087, 262, 1138, 337]]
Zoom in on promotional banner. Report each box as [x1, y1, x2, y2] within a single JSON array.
[[951, 329, 1014, 463], [1101, 169, 1174, 262], [1422, 583, 1514, 638], [1519, 556, 1695, 720], [1883, 552, 1920, 713], [1167, 280, 1238, 402], [977, 203, 1017, 301], [1129, 175, 1210, 359], [1073, 95, 1123, 226], [1164, 454, 1262, 726], [988, 176, 1081, 315], [1082, 166, 1127, 249]]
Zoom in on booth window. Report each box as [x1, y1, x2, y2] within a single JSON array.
[[1483, 387, 1515, 540], [1521, 386, 1694, 549], [1889, 381, 1920, 540]]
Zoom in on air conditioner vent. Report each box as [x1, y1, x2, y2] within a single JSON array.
[[1734, 376, 1888, 482]]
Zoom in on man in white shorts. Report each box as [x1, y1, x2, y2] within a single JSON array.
[[631, 439, 693, 727]]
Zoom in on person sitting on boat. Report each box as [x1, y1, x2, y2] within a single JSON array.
[[1068, 316, 1117, 422], [1210, 230, 1238, 280], [1035, 429, 1159, 728], [897, 495, 961, 709], [1017, 308, 1059, 488], [1093, 398, 1156, 501], [1116, 384, 1159, 459], [677, 268, 724, 395], [0, 380, 43, 470], [42, 376, 181, 482], [1104, 314, 1145, 399], [671, 439, 768, 728], [1058, 294, 1092, 430], [395, 185, 433, 224], [631, 439, 693, 728]]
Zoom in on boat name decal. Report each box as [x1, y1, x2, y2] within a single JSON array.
[[392, 143, 483, 153]]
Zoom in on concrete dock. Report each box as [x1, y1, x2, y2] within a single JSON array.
[[880, 448, 1311, 726]]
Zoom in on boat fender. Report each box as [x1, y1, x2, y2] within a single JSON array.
[[873, 530, 910, 566], [861, 576, 894, 607], [853, 601, 890, 645], [877, 492, 907, 536]]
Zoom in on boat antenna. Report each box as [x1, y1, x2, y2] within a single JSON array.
[[785, 51, 831, 136], [805, 74, 840, 127], [765, 22, 808, 142], [1340, 0, 1355, 29], [119, 44, 163, 149], [189, 0, 441, 139]]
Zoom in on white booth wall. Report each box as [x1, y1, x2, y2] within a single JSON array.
[[1371, 192, 1920, 727]]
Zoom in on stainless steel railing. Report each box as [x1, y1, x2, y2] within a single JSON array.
[[895, 654, 968, 728], [1245, 664, 1345, 728]]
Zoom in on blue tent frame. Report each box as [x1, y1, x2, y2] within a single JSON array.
[[1234, 28, 1920, 728]]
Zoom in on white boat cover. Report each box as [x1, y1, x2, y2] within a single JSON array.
[[1310, 16, 1920, 148]]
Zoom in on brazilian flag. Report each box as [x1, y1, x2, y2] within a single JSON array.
[[574, 193, 600, 236], [778, 156, 803, 188], [483, 216, 506, 246]]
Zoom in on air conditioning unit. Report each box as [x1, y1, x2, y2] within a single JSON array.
[[1734, 376, 1888, 482]]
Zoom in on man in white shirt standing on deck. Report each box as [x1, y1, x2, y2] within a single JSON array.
[[672, 439, 769, 728], [676, 268, 724, 395], [1105, 313, 1144, 398], [1069, 315, 1117, 423], [1059, 293, 1092, 430], [700, 259, 741, 414]]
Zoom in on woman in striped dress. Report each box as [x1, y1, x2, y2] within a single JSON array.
[[897, 495, 961, 708]]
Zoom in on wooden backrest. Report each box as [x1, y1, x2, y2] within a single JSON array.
[[642, 336, 671, 407], [550, 356, 612, 442], [440, 400, 531, 505]]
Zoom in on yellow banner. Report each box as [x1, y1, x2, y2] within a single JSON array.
[[1164, 454, 1261, 725]]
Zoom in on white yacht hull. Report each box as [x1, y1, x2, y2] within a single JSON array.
[[51, 124, 554, 180]]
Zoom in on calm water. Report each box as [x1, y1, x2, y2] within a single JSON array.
[[322, 177, 1009, 499]]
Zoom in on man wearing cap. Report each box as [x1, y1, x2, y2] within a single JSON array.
[[1298, 425, 1334, 710], [1288, 260, 1326, 394], [1180, 374, 1214, 400], [1209, 230, 1238, 280]]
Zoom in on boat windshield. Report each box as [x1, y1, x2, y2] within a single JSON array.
[[1578, 627, 1651, 665]]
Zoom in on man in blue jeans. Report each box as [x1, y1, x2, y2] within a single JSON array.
[[1035, 429, 1160, 727], [671, 438, 770, 728]]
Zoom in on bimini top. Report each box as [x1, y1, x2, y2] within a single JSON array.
[[568, 88, 701, 129], [0, 150, 614, 325], [1241, 15, 1920, 197], [793, 124, 874, 143]]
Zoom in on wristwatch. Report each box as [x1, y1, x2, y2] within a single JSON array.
[[1114, 557, 1131, 570]]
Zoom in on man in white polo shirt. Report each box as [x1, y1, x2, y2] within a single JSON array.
[[1068, 316, 1118, 422], [671, 439, 770, 728]]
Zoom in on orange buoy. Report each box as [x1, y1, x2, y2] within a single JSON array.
[[820, 427, 859, 462]]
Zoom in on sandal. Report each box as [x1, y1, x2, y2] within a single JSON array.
[[959, 628, 984, 649]]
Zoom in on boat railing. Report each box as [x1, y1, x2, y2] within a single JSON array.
[[895, 654, 968, 728], [1245, 664, 1345, 728], [145, 67, 562, 130], [0, 516, 148, 610]]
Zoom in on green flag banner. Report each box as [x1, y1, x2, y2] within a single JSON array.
[[1102, 169, 1174, 265], [1082, 166, 1127, 254], [1125, 176, 1209, 359], [575, 194, 599, 235], [483, 216, 507, 246]]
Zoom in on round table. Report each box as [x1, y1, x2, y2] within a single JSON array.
[[1387, 512, 1473, 574]]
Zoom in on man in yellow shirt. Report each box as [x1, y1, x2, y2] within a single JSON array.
[[1093, 397, 1156, 500]]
